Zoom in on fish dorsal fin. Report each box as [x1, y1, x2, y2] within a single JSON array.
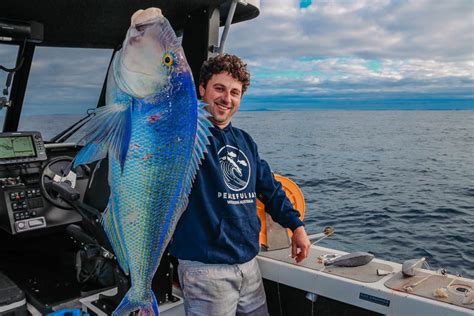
[[175, 106, 213, 216], [197, 100, 208, 109], [192, 106, 213, 178], [74, 103, 132, 170]]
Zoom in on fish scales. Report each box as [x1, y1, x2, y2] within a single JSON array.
[[112, 104, 196, 293]]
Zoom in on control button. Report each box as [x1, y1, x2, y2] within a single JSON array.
[[9, 193, 16, 201], [19, 191, 26, 199], [11, 202, 18, 210], [14, 213, 20, 220], [31, 211, 37, 216], [18, 222, 25, 229], [29, 218, 44, 227], [36, 190, 41, 197]]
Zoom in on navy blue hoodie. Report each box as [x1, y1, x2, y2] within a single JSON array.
[[170, 123, 304, 264]]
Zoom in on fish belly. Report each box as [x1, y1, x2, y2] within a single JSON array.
[[110, 111, 194, 297]]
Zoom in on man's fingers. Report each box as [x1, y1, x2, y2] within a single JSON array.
[[291, 241, 298, 258], [291, 226, 311, 262], [295, 246, 308, 263]]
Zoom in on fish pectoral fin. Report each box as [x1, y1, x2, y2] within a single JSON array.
[[74, 103, 132, 170], [197, 100, 210, 109], [74, 143, 108, 167]]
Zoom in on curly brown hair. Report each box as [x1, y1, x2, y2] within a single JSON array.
[[199, 54, 251, 93]]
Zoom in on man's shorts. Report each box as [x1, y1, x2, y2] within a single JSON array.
[[177, 257, 268, 316]]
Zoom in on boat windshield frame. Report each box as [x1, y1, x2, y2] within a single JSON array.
[[0, 1, 260, 139]]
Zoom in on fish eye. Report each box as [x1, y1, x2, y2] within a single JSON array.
[[163, 53, 174, 67], [135, 22, 152, 33]]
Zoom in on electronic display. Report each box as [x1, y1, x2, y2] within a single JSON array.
[[0, 136, 36, 159]]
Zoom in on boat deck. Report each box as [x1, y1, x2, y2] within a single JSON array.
[[257, 245, 473, 316]]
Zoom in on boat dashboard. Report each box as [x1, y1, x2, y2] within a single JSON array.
[[0, 131, 90, 235]]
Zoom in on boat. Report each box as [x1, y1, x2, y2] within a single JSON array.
[[0, 1, 472, 315]]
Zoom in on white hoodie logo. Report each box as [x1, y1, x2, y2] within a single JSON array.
[[218, 145, 251, 191]]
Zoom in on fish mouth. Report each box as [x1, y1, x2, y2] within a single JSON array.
[[121, 20, 167, 77], [113, 7, 187, 98], [135, 20, 159, 32], [131, 7, 163, 26]]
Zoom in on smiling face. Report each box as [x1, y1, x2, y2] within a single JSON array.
[[199, 72, 243, 129]]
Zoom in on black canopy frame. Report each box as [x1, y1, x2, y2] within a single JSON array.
[[0, 0, 259, 132]]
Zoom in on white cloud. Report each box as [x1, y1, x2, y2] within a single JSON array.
[[229, 0, 473, 61], [226, 0, 474, 98], [1, 0, 473, 109], [245, 56, 474, 96]]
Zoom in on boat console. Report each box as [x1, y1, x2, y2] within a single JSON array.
[[0, 133, 180, 314], [0, 131, 86, 235]]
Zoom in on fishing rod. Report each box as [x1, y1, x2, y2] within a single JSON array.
[[308, 226, 335, 245]]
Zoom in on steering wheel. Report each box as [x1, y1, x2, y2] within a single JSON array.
[[40, 156, 90, 209]]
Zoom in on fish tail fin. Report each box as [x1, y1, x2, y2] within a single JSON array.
[[138, 291, 160, 316], [112, 290, 134, 316], [112, 289, 160, 316]]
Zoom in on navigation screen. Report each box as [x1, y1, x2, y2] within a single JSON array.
[[0, 136, 36, 159]]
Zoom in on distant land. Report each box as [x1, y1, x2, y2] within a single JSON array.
[[240, 94, 474, 111]]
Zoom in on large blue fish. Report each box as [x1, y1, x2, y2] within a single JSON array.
[[73, 7, 212, 316]]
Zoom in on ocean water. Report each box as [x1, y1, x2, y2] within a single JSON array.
[[233, 110, 474, 278], [17, 110, 474, 278]]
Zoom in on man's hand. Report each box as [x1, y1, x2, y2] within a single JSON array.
[[291, 226, 311, 263]]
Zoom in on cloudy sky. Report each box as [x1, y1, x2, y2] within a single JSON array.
[[0, 0, 473, 114], [226, 0, 474, 109]]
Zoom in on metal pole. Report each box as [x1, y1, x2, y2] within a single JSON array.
[[219, 0, 247, 54]]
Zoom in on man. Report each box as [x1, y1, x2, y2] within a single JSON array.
[[170, 54, 310, 315]]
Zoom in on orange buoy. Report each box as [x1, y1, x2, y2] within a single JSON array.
[[257, 174, 305, 247]]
